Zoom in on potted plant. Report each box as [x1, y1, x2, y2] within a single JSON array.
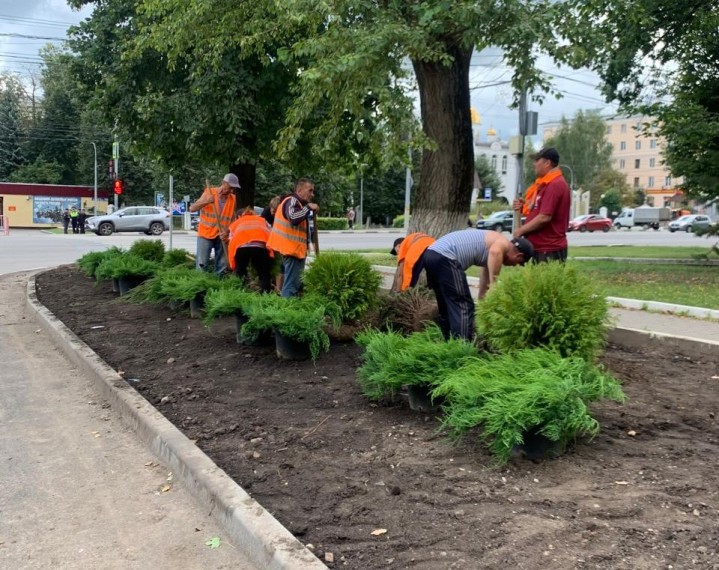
[[95, 254, 160, 295], [158, 271, 237, 318], [356, 325, 478, 411], [128, 239, 165, 262], [80, 247, 126, 291], [303, 252, 382, 323], [203, 287, 274, 344], [434, 349, 625, 463]]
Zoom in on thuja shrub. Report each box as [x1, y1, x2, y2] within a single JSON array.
[[476, 262, 610, 360], [355, 324, 478, 400], [303, 252, 382, 322], [434, 349, 625, 463], [128, 239, 165, 262]]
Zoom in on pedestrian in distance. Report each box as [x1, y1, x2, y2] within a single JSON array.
[[227, 206, 274, 293], [347, 208, 356, 230], [266, 177, 319, 297], [69, 207, 79, 234], [62, 209, 70, 234], [423, 228, 534, 341], [512, 147, 571, 262], [189, 173, 239, 275], [78, 209, 87, 234], [389, 232, 435, 292]]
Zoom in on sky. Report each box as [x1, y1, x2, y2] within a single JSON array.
[[0, 1, 616, 144]]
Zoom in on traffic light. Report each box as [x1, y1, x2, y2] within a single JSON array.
[[114, 179, 123, 195]]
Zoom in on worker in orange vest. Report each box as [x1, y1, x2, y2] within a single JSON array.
[[266, 178, 319, 297], [189, 173, 238, 275], [389, 232, 436, 292], [227, 207, 274, 292]]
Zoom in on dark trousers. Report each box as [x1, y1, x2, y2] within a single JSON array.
[[533, 248, 567, 263], [423, 250, 475, 341], [63, 219, 70, 234], [234, 247, 273, 293], [71, 218, 79, 233]]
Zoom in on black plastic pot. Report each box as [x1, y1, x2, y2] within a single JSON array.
[[117, 275, 145, 295], [275, 330, 311, 361], [111, 278, 120, 293], [189, 292, 205, 319], [512, 426, 565, 461], [407, 384, 442, 413]]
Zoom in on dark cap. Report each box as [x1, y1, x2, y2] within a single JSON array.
[[390, 237, 404, 256], [530, 147, 560, 165], [510, 237, 535, 264]]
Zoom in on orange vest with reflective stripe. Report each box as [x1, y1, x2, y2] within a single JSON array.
[[266, 196, 309, 259], [227, 213, 273, 270], [398, 232, 435, 291], [197, 187, 236, 239]]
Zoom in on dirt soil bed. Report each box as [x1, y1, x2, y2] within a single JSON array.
[[36, 266, 719, 570]]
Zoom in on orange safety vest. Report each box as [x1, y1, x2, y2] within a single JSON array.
[[266, 195, 309, 259], [522, 169, 564, 216], [397, 232, 435, 291], [197, 187, 236, 239], [227, 213, 273, 270]]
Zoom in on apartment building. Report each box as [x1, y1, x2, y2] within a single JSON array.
[[542, 115, 682, 207], [472, 125, 519, 203]]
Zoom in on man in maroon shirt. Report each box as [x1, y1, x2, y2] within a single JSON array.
[[512, 147, 571, 262]]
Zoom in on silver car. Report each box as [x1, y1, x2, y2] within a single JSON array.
[[668, 214, 713, 233], [85, 206, 171, 236]]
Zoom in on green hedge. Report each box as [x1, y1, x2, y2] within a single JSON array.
[[316, 217, 348, 230], [392, 215, 407, 228]]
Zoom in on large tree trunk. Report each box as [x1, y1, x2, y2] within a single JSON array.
[[232, 162, 256, 210], [410, 46, 474, 238]]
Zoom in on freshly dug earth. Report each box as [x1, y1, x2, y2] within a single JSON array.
[[36, 266, 719, 570]]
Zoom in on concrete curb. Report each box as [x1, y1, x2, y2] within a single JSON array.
[[608, 327, 719, 359], [26, 276, 327, 570]]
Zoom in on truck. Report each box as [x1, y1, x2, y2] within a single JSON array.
[[613, 206, 671, 230]]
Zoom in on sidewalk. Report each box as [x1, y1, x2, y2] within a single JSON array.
[[0, 272, 257, 570]]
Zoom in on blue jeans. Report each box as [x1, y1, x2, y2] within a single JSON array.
[[196, 236, 227, 275], [280, 255, 305, 297]]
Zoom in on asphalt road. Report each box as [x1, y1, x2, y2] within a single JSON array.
[[0, 226, 711, 277]]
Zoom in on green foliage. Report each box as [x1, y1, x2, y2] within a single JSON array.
[[392, 215, 406, 228], [203, 287, 258, 325], [303, 253, 382, 322], [476, 262, 610, 360], [162, 248, 194, 268], [240, 295, 338, 361], [94, 254, 159, 280], [122, 266, 195, 304], [316, 217, 348, 230], [77, 247, 125, 279], [434, 349, 625, 463], [355, 325, 478, 400], [475, 155, 504, 199], [128, 239, 165, 262], [158, 270, 234, 303], [543, 110, 614, 192]]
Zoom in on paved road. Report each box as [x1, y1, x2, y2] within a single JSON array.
[[0, 227, 713, 277], [0, 272, 256, 570]]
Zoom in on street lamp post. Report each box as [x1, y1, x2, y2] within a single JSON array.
[[359, 171, 364, 230], [91, 142, 98, 216]]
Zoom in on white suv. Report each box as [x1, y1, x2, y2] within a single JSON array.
[[85, 207, 171, 236]]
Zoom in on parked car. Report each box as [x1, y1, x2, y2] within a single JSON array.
[[85, 206, 171, 236], [567, 214, 612, 233], [668, 214, 713, 233], [476, 210, 516, 232]]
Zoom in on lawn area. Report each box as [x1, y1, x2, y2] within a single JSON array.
[[359, 252, 719, 310]]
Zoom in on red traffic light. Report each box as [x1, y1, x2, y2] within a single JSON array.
[[113, 179, 123, 195]]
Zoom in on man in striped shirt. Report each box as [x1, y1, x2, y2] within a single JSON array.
[[423, 229, 534, 341]]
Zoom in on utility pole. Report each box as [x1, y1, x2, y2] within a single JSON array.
[[91, 142, 98, 216], [512, 88, 528, 233], [168, 174, 174, 251], [112, 138, 120, 210]]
